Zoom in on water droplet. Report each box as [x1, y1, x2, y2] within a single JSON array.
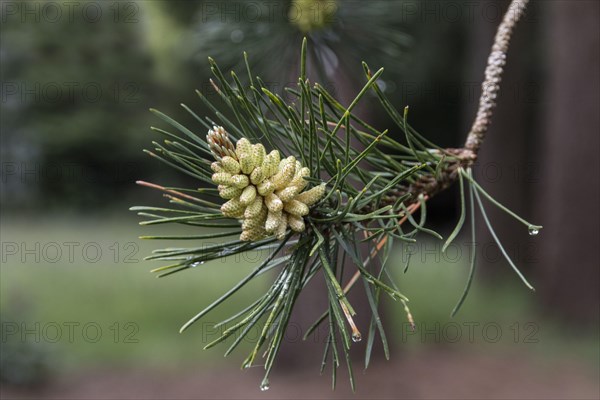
[[219, 249, 234, 257], [190, 261, 205, 268], [260, 379, 270, 391], [528, 226, 539, 236], [352, 332, 362, 342]]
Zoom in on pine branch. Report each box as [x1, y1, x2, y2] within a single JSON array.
[[132, 3, 542, 389], [465, 0, 530, 154], [396, 0, 530, 207]]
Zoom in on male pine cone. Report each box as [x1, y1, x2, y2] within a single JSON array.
[[207, 126, 325, 241]]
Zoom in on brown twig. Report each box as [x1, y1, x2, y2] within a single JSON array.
[[343, 195, 426, 295], [396, 0, 529, 205], [136, 180, 207, 204], [465, 0, 530, 154], [337, 197, 425, 333]]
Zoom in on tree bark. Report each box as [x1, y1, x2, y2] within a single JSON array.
[[536, 0, 600, 324]]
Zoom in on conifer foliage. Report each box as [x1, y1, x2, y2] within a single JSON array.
[[133, 0, 540, 390]]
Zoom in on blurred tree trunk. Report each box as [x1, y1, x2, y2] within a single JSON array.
[[536, 0, 600, 324]]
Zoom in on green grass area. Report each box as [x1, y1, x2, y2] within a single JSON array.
[[1, 214, 271, 370], [1, 215, 598, 374], [385, 245, 599, 368]]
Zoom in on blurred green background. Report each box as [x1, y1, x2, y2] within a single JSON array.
[[1, 1, 598, 398]]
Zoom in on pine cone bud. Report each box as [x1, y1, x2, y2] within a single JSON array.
[[231, 174, 250, 189], [211, 162, 224, 173], [257, 179, 275, 196], [242, 214, 265, 231], [272, 157, 296, 190], [265, 210, 283, 233], [276, 213, 288, 240], [290, 166, 310, 190], [238, 154, 255, 175], [287, 214, 306, 233], [208, 126, 326, 242], [244, 197, 263, 219], [262, 151, 280, 177], [252, 144, 266, 167], [284, 199, 309, 217], [221, 156, 241, 174], [239, 185, 257, 206], [240, 227, 267, 242], [250, 167, 265, 185], [235, 138, 252, 159], [276, 185, 302, 202], [265, 193, 284, 213], [256, 204, 268, 220], [212, 172, 233, 186], [219, 186, 242, 200], [294, 183, 326, 206], [221, 197, 244, 218], [207, 126, 236, 161]]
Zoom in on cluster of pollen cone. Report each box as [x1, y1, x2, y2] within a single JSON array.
[[207, 126, 325, 241]]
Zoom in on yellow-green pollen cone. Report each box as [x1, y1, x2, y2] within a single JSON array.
[[207, 126, 326, 241]]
